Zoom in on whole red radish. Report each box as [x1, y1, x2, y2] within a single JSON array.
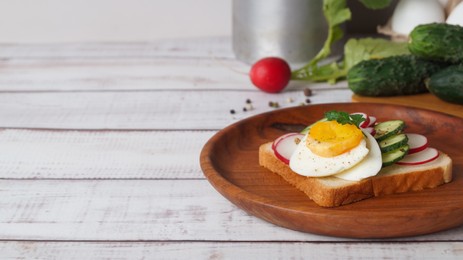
[[250, 57, 291, 93]]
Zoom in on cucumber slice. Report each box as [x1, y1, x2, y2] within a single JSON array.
[[300, 117, 328, 134], [379, 133, 409, 153], [382, 144, 409, 167], [374, 120, 405, 141]]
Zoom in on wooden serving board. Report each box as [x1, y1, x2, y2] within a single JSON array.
[[200, 103, 463, 238], [352, 93, 463, 118]]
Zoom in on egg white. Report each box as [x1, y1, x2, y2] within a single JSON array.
[[334, 130, 382, 181], [289, 132, 369, 177]]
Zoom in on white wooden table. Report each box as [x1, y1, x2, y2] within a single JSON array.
[[0, 37, 462, 259]]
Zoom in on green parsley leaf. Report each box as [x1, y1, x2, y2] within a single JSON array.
[[324, 110, 365, 127]]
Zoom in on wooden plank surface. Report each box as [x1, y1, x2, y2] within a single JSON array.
[[0, 57, 249, 91], [0, 89, 351, 130], [0, 129, 213, 179], [0, 38, 234, 59], [0, 179, 325, 241], [0, 57, 344, 92], [0, 38, 243, 92], [1, 38, 462, 257], [1, 179, 462, 242], [0, 39, 346, 92], [2, 241, 462, 259]]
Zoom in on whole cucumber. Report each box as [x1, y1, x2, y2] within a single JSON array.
[[348, 55, 445, 97], [426, 65, 463, 104], [409, 23, 463, 64]]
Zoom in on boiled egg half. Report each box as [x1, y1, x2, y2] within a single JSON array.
[[289, 120, 382, 180]]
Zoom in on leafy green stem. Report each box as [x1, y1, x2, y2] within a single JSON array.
[[291, 0, 395, 84], [291, 0, 351, 81]]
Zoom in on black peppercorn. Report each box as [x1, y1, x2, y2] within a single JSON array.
[[303, 88, 313, 97]]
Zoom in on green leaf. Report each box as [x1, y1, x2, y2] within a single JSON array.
[[291, 0, 401, 84], [324, 110, 366, 127], [292, 0, 351, 79], [343, 38, 410, 70], [292, 38, 410, 83], [350, 114, 366, 127], [358, 0, 393, 10]]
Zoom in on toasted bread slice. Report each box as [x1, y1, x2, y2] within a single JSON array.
[[259, 142, 452, 207]]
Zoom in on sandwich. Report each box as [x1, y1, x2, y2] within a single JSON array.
[[259, 111, 453, 207]]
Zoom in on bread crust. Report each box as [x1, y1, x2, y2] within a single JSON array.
[[259, 142, 453, 207]]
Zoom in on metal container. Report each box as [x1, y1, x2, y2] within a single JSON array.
[[232, 0, 327, 65]]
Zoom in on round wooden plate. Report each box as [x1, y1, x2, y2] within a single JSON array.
[[200, 103, 463, 238]]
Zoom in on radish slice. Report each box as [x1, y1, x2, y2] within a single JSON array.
[[368, 116, 377, 127], [406, 133, 429, 154], [272, 133, 304, 164], [362, 127, 376, 136], [272, 133, 301, 150], [351, 112, 370, 128], [396, 147, 439, 165]]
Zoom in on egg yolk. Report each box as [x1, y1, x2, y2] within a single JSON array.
[[307, 120, 363, 157]]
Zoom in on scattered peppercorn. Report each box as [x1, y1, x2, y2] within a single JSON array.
[[246, 98, 252, 104], [305, 98, 311, 104], [243, 107, 247, 112], [269, 101, 279, 108], [230, 109, 236, 114], [303, 88, 313, 97]]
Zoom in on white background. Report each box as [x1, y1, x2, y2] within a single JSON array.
[[0, 0, 232, 43]]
